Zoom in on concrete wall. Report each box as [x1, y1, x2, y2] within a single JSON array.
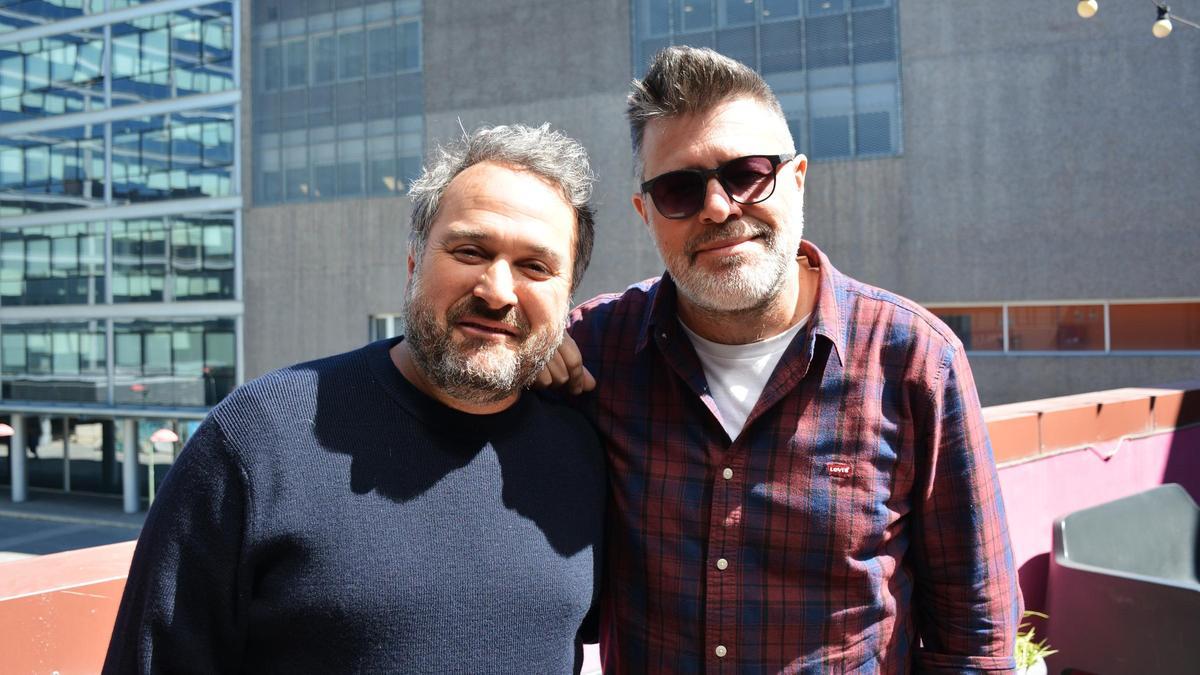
[[239, 0, 1199, 399], [422, 0, 654, 302]]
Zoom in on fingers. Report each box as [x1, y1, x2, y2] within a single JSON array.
[[575, 366, 596, 395], [531, 334, 597, 395]]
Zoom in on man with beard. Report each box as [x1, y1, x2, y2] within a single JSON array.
[[104, 124, 605, 674], [550, 47, 1022, 672]]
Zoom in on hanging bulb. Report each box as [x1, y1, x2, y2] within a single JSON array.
[[1077, 0, 1098, 18], [1153, 6, 1173, 37]]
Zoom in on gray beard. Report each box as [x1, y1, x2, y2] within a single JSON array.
[[664, 216, 798, 315], [403, 287, 563, 405]]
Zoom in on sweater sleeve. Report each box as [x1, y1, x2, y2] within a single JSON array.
[[102, 416, 251, 674]]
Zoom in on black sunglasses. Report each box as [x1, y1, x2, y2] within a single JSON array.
[[640, 153, 795, 220]]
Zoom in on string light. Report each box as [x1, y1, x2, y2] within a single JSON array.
[[1073, 1, 1200, 37], [1153, 5, 1174, 36]]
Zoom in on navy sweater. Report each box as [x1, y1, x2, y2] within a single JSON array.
[[103, 338, 605, 674]]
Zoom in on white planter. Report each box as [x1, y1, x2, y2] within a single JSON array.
[[1016, 657, 1047, 675]]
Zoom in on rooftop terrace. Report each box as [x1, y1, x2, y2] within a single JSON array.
[[2, 381, 1198, 673]]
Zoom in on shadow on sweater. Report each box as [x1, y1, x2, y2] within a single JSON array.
[[306, 348, 603, 559]]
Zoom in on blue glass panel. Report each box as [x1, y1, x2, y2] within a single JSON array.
[[112, 318, 236, 407], [0, 321, 107, 404]]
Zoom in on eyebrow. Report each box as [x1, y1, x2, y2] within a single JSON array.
[[441, 227, 565, 266]]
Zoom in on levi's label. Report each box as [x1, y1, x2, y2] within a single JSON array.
[[826, 461, 853, 478]]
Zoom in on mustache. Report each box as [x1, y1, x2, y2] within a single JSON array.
[[447, 296, 530, 336], [684, 218, 773, 258]]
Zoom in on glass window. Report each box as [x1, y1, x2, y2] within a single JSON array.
[[262, 43, 282, 91], [286, 38, 307, 87], [113, 318, 237, 407], [0, 322, 106, 404], [313, 34, 336, 83], [679, 0, 714, 31], [369, 314, 404, 340], [632, 0, 900, 160], [1110, 302, 1200, 351], [397, 21, 420, 70], [368, 26, 393, 74], [254, 2, 424, 205], [339, 31, 364, 79], [1009, 304, 1105, 352], [111, 107, 235, 206], [108, 212, 236, 303], [929, 306, 1004, 352]]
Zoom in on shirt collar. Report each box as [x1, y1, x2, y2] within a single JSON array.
[[637, 240, 847, 366]]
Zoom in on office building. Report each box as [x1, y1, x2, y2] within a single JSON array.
[[4, 0, 1198, 506]]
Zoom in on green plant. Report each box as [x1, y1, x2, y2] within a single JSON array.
[[1015, 611, 1058, 668]]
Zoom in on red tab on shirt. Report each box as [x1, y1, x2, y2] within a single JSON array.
[[826, 462, 853, 479]]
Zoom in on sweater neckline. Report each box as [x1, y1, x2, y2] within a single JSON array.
[[362, 336, 533, 432]]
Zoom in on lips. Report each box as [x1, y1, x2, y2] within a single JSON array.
[[686, 220, 772, 260], [456, 317, 521, 338], [695, 235, 759, 255]]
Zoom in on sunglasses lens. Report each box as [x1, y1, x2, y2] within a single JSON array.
[[649, 171, 706, 219], [719, 156, 777, 203]]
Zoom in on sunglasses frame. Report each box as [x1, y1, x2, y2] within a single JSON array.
[[640, 153, 796, 220]]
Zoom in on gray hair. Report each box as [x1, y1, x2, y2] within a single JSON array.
[[407, 123, 596, 293], [627, 46, 791, 178]]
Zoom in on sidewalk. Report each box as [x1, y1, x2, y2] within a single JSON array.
[[0, 489, 143, 563]]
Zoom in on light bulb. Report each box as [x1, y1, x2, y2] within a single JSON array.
[[1077, 0, 1098, 18], [1153, 6, 1173, 38]]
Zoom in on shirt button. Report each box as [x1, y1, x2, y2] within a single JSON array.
[[722, 467, 733, 480], [715, 645, 727, 658], [716, 558, 729, 570]]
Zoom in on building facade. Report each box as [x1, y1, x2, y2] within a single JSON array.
[[1, 0, 242, 509], [4, 0, 1198, 506]]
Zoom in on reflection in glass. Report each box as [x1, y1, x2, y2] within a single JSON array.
[[1111, 303, 1200, 351], [1, 126, 104, 215], [632, 0, 900, 160], [0, 222, 105, 306], [112, 212, 235, 303], [929, 306, 1005, 352], [253, 1, 423, 205], [1, 33, 105, 122], [109, 3, 235, 107], [1009, 305, 1105, 352], [113, 318, 236, 407], [111, 107, 235, 204], [0, 321, 107, 403]]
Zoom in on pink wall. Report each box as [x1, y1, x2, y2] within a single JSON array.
[[996, 424, 1200, 610]]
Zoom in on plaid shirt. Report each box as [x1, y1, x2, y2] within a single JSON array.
[[568, 241, 1021, 674]]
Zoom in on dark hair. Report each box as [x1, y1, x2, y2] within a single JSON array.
[[627, 46, 790, 177], [408, 123, 596, 292]]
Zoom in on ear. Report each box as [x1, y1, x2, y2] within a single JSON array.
[[792, 154, 808, 191], [407, 249, 416, 277], [632, 191, 651, 227]]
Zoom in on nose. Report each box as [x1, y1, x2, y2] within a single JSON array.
[[697, 175, 742, 225], [474, 259, 519, 309]]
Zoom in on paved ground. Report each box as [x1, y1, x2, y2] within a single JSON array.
[[0, 489, 143, 563]]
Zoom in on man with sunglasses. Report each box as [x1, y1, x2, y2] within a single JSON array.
[[550, 47, 1021, 672]]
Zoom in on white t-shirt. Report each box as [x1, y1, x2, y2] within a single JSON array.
[[679, 316, 809, 441]]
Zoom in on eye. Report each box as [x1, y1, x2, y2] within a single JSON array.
[[521, 261, 553, 278], [451, 246, 487, 263]]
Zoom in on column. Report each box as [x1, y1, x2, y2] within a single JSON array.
[[122, 418, 138, 514], [62, 416, 72, 493], [10, 414, 26, 503]]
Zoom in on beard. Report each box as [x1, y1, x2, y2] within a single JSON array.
[[402, 275, 565, 405], [658, 213, 803, 314]]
